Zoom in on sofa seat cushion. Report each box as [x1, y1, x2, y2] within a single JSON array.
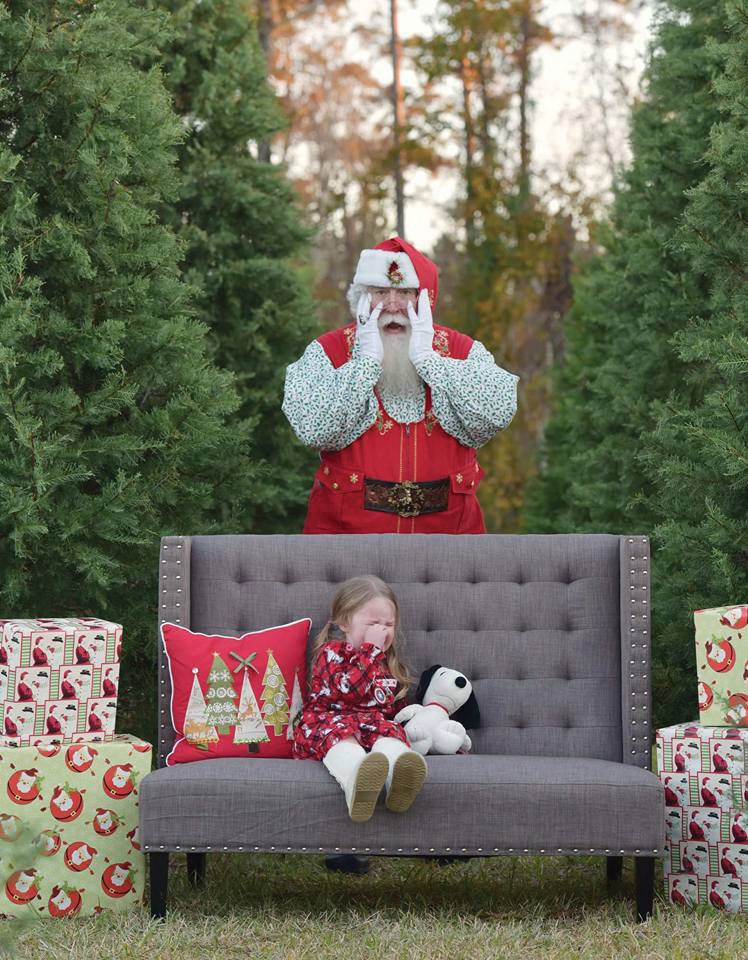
[[139, 755, 665, 855]]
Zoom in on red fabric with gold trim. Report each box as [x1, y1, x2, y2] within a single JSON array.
[[302, 325, 486, 534]]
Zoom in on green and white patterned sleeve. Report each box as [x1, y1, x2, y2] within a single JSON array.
[[414, 339, 519, 448], [282, 339, 381, 451]]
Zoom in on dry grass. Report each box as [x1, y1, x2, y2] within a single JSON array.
[[4, 852, 746, 960]]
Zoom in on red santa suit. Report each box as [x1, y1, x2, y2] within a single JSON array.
[[32, 641, 47, 665], [87, 708, 102, 732], [304, 322, 485, 534], [46, 711, 62, 734], [284, 236, 519, 535], [292, 639, 408, 760]]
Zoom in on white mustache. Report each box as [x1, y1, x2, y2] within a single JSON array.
[[378, 311, 409, 329]]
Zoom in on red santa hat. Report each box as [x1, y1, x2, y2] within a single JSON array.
[[348, 235, 439, 316]]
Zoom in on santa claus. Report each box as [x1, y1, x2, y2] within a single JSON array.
[[283, 236, 519, 534]]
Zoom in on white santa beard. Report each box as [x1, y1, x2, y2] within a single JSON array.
[[377, 313, 422, 399]]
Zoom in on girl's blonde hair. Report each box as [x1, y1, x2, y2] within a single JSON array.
[[311, 574, 410, 701]]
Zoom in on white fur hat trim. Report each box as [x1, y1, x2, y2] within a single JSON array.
[[352, 249, 419, 288]]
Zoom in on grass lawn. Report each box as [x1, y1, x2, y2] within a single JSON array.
[[4, 852, 746, 959]]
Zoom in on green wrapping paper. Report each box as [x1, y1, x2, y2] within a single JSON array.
[[0, 734, 151, 918], [694, 604, 748, 727]]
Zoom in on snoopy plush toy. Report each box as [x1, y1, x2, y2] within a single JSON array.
[[394, 665, 480, 755]]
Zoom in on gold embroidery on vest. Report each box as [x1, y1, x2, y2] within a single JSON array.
[[424, 409, 438, 436], [344, 326, 355, 358], [375, 407, 394, 435], [433, 329, 450, 357]]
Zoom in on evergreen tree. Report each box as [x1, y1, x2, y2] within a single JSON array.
[[639, 0, 748, 726], [145, 0, 321, 532], [521, 1, 731, 727], [417, 1, 570, 532], [204, 653, 238, 733], [184, 668, 219, 744], [524, 0, 729, 536], [261, 650, 288, 735], [0, 0, 258, 737], [234, 667, 268, 750]]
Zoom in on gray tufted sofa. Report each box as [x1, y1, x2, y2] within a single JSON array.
[[140, 533, 665, 921]]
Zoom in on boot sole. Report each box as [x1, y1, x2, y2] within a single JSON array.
[[348, 753, 389, 822], [386, 751, 428, 812]]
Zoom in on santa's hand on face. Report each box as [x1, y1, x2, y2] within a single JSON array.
[[283, 236, 519, 536], [355, 292, 385, 363], [407, 289, 436, 366]]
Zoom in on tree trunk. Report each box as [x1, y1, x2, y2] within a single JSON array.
[[390, 0, 406, 236], [517, 9, 531, 220], [256, 0, 275, 163], [460, 40, 477, 251]]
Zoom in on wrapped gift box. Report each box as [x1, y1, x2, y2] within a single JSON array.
[[694, 604, 748, 727], [0, 733, 150, 918], [657, 720, 748, 913], [0, 618, 121, 746]]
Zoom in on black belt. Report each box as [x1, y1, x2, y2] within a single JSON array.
[[363, 478, 449, 518]]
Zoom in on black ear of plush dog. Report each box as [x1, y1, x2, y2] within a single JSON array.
[[452, 691, 481, 730], [413, 664, 441, 704]]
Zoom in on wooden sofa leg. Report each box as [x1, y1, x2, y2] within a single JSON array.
[[187, 852, 206, 887], [635, 856, 655, 921], [149, 851, 169, 920], [606, 855, 623, 883]]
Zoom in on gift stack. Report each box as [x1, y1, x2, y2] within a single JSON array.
[[657, 604, 748, 913], [0, 618, 121, 747], [0, 618, 151, 918], [0, 735, 151, 918]]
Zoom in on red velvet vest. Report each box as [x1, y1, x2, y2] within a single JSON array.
[[302, 323, 486, 534]]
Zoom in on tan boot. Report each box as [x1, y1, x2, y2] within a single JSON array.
[[371, 737, 428, 813], [323, 739, 388, 822], [345, 752, 389, 822]]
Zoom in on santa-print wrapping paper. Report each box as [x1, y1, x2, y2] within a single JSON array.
[[657, 720, 748, 913], [0, 734, 150, 918], [0, 618, 122, 747], [694, 604, 748, 728]]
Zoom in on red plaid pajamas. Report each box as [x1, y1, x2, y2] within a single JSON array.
[[292, 640, 409, 760]]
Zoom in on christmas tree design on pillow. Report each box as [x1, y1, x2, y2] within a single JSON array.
[[161, 621, 310, 765]]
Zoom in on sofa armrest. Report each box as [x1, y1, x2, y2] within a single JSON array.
[[619, 535, 651, 770], [156, 535, 192, 768]]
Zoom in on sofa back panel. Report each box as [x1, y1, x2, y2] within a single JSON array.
[[176, 533, 623, 762]]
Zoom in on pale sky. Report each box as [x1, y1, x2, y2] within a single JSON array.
[[358, 0, 654, 249]]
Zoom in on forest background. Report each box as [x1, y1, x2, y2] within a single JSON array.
[[1, 0, 746, 741]]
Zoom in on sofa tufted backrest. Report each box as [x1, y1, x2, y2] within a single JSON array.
[[156, 533, 651, 769]]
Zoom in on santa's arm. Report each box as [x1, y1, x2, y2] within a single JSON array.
[[282, 340, 380, 451], [414, 340, 519, 448]]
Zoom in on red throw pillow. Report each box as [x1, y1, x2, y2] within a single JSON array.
[[161, 619, 311, 765]]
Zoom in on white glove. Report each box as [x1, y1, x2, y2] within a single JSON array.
[[407, 288, 435, 365], [355, 293, 384, 363]]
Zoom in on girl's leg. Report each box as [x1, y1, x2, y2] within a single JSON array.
[[370, 737, 428, 813], [322, 737, 388, 822]]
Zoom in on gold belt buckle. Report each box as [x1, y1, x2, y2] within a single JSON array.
[[387, 480, 426, 518]]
